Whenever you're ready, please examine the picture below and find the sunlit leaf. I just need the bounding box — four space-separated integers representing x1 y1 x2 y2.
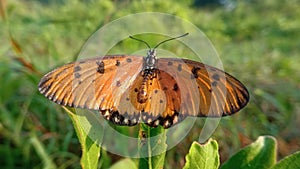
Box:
110 159 137 169
64 107 101 169
271 151 300 169
183 139 220 169
221 136 277 169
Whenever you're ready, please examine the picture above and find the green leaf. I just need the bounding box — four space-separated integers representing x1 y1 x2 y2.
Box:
271 151 300 169
138 124 167 169
221 136 277 169
64 107 101 169
110 159 138 169
183 139 220 169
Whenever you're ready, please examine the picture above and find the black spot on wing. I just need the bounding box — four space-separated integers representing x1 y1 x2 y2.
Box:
212 74 220 81
74 65 81 72
173 83 178 91
191 67 201 78
178 64 182 71
74 73 81 78
212 81 217 86
96 61 105 74
126 58 132 63
116 80 121 87
115 60 120 66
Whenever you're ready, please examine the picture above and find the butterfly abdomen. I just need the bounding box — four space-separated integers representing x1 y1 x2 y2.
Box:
137 69 158 103
138 78 148 103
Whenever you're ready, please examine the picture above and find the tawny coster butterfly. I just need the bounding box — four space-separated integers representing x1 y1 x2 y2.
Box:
38 33 249 128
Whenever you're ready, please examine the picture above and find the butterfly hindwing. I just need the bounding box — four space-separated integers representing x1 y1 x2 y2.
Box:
139 69 182 128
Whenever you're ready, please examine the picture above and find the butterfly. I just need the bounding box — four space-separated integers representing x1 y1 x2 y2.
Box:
38 33 249 129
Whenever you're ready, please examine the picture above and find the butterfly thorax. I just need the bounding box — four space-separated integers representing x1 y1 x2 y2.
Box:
144 49 157 70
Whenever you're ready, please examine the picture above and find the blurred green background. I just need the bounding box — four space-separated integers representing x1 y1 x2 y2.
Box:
0 0 299 168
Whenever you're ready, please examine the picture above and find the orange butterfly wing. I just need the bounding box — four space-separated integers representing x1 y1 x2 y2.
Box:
156 58 249 118
39 55 143 122
39 55 249 128
138 69 182 128
131 58 248 128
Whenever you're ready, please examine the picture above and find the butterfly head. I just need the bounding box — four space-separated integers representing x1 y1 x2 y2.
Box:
129 33 189 70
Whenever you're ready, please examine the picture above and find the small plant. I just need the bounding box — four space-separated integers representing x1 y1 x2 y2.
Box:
65 107 300 169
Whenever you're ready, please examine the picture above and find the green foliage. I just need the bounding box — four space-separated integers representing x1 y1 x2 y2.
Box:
64 108 101 169
138 124 167 169
183 140 220 169
110 158 138 169
95 136 300 169
30 135 57 169
271 151 300 169
221 136 276 169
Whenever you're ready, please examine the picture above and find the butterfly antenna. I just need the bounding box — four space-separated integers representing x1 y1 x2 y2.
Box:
129 35 151 50
153 33 189 50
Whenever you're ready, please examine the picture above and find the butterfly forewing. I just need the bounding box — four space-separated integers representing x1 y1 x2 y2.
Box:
39 55 143 111
157 58 249 117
